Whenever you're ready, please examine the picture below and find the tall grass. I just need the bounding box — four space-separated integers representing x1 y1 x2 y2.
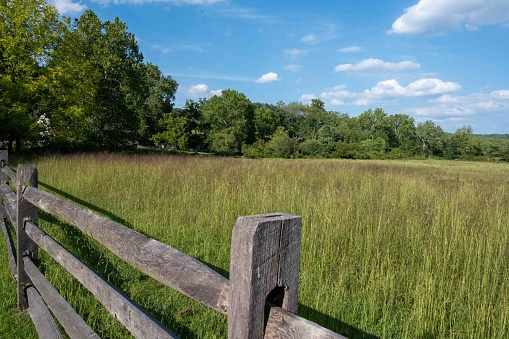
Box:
2 154 509 338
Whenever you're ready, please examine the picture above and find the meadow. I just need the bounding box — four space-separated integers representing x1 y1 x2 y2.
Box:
1 154 509 338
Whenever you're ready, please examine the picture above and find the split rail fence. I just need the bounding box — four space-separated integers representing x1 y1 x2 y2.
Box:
0 150 345 339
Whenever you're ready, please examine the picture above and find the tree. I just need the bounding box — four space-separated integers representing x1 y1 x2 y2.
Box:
201 89 254 154
0 0 61 152
138 63 178 145
444 125 479 159
253 104 281 142
416 120 446 157
152 99 203 150
388 114 417 155
266 127 296 158
357 108 391 145
44 10 148 150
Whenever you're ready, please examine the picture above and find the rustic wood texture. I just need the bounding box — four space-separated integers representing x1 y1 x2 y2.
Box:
2 165 17 183
26 286 64 339
24 257 100 339
24 220 178 339
228 213 302 339
23 185 230 314
1 182 16 203
1 216 17 280
0 150 8 183
16 165 38 309
265 304 347 339
4 200 17 227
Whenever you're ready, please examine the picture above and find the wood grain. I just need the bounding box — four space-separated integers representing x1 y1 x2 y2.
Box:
228 213 302 339
1 182 16 203
265 304 347 339
24 257 100 339
23 185 230 314
24 220 178 339
26 286 63 339
1 216 17 280
16 165 38 309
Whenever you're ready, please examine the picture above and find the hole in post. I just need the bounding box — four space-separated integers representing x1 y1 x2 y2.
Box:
264 286 286 331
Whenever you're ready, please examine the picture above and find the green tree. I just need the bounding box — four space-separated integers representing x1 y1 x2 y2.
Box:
444 125 479 159
253 104 281 142
388 114 418 155
152 99 203 150
266 127 296 158
357 108 391 145
138 63 178 145
201 89 254 154
44 10 147 150
416 120 446 157
0 0 61 152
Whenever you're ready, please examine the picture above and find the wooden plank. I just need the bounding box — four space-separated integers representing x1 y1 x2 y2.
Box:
4 201 17 227
2 165 17 183
265 304 347 339
1 182 16 203
24 257 100 339
0 150 8 183
17 165 38 309
1 216 17 280
23 186 230 314
26 286 63 339
228 213 302 339
24 220 178 339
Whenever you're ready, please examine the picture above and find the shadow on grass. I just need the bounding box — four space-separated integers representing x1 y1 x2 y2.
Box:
298 304 380 339
36 184 198 338
39 181 134 229
37 181 376 339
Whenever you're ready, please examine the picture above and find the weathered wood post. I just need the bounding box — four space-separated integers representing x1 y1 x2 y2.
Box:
16 164 39 309
228 213 302 338
0 151 7 217
0 150 7 179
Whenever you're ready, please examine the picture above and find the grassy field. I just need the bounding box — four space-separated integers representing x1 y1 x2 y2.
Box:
1 154 509 338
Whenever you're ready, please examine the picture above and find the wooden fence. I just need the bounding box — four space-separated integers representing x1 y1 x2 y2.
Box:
0 150 345 339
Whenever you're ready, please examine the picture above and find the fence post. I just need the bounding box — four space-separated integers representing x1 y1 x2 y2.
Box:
0 151 7 220
0 150 7 183
16 164 39 309
228 213 302 339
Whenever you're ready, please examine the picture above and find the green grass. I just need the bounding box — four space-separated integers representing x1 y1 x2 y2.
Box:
2 154 509 338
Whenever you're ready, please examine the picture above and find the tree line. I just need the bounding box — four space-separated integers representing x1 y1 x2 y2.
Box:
2 0 508 161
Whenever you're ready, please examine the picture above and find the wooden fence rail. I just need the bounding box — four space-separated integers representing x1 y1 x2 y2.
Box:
0 150 345 339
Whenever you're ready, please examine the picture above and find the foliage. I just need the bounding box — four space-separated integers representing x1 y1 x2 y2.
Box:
0 0 62 152
201 89 254 154
1 1 506 161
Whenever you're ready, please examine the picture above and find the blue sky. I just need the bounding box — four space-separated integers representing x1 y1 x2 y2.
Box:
51 0 509 134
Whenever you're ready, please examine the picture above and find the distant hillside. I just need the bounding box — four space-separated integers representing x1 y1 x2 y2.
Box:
476 134 509 140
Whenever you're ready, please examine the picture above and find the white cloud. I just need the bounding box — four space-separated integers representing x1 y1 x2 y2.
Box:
210 89 223 96
284 64 302 72
427 90 509 113
330 99 346 106
339 46 361 53
319 78 461 107
301 33 318 43
334 58 421 72
188 84 209 97
389 0 509 35
51 0 87 15
285 48 309 59
300 94 317 101
151 44 171 54
364 78 461 99
255 72 280 84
